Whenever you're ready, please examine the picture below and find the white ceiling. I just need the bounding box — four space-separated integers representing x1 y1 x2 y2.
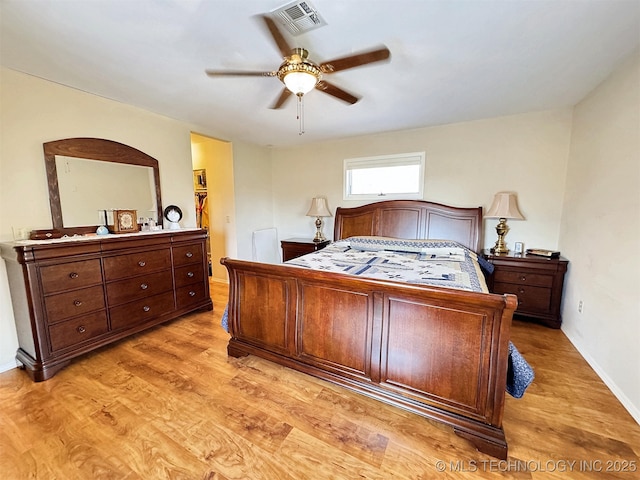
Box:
1 0 639 147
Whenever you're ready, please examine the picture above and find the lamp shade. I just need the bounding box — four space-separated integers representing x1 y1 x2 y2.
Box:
485 192 525 219
306 197 332 217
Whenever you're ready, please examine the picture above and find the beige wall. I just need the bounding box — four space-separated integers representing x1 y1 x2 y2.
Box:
559 51 640 421
0 68 203 369
231 142 274 261
270 109 573 252
191 134 236 281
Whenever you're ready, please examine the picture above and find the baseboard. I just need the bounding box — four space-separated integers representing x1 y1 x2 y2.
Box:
562 326 640 425
208 277 229 285
0 360 17 374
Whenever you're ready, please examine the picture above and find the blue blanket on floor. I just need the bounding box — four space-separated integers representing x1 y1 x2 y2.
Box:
221 305 534 398
507 342 535 398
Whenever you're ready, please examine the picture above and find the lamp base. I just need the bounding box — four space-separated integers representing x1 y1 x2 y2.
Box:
491 218 509 254
490 245 509 254
313 217 326 243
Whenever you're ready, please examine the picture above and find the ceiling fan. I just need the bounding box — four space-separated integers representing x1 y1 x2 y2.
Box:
205 15 391 110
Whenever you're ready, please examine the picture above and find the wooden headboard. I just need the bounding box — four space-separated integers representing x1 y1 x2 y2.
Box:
333 200 483 252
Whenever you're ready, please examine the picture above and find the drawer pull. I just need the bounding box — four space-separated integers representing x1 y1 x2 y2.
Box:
140 283 148 290
77 325 86 334
73 300 83 307
519 275 527 282
185 252 193 258
69 272 79 279
143 305 150 312
187 271 194 278
138 261 146 267
189 291 196 297
518 288 525 294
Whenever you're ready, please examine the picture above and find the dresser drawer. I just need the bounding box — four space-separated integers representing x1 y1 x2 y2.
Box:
176 283 207 309
493 282 552 314
40 259 102 295
174 263 205 287
106 270 173 306
109 292 176 331
103 248 171 281
173 243 203 267
493 270 554 288
49 311 108 352
45 285 106 324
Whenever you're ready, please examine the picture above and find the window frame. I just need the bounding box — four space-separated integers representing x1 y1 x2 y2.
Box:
343 152 425 201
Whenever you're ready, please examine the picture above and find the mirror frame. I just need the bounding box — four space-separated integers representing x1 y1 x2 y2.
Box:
44 138 162 232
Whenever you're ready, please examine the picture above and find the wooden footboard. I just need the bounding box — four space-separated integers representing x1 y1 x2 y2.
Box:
222 257 517 459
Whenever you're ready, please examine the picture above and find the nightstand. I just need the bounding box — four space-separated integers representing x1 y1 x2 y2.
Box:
483 250 568 329
281 238 330 262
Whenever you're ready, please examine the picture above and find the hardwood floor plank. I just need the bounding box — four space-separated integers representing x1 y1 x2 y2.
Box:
223 364 390 468
1 282 638 479
90 400 217 479
276 428 402 480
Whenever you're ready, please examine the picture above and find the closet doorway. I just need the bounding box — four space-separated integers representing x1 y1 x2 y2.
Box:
190 133 236 283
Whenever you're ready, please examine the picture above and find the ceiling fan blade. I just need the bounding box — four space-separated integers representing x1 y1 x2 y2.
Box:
205 69 276 77
315 81 360 105
319 47 391 73
270 88 293 109
261 15 292 59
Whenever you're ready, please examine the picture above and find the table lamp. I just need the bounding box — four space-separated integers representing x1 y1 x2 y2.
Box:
486 192 524 254
306 197 332 242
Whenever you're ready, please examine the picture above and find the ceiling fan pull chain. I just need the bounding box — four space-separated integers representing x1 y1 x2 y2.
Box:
297 93 305 135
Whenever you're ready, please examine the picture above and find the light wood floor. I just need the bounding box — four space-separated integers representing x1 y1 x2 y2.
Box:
1 281 638 479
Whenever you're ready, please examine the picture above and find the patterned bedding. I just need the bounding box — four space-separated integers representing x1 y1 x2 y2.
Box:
285 237 489 293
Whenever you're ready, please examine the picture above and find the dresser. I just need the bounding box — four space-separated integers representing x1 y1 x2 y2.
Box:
483 250 568 328
281 238 330 261
1 229 212 381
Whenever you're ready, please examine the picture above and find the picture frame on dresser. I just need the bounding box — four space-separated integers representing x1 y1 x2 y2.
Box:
112 209 139 234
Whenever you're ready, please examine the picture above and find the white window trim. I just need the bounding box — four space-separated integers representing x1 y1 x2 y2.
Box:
343 152 425 201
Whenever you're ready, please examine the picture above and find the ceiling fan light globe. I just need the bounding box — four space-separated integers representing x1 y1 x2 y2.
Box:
277 59 321 95
283 71 317 95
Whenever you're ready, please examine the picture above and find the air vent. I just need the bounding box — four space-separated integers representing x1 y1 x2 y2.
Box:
270 1 327 36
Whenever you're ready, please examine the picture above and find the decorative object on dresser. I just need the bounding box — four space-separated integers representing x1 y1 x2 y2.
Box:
483 250 568 329
485 191 525 254
281 237 330 262
1 229 212 381
96 225 109 235
222 200 518 459
305 197 332 242
29 229 64 240
112 209 139 234
164 205 183 230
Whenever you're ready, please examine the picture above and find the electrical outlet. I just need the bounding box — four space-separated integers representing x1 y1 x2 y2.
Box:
578 300 584 314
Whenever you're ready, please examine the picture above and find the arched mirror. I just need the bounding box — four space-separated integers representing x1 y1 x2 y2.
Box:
44 138 163 233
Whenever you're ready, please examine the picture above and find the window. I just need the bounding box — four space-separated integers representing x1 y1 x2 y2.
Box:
343 152 425 200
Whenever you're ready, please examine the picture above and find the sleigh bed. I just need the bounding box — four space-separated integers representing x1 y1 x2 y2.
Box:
221 200 518 458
